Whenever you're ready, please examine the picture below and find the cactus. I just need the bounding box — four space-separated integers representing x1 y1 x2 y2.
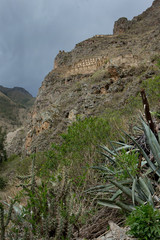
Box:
0 200 15 240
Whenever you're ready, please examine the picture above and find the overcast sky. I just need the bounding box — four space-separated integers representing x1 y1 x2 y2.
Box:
0 0 153 97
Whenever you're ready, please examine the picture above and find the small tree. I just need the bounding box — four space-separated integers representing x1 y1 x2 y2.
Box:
0 127 7 164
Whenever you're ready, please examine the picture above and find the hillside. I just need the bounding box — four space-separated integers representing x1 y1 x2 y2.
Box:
22 0 160 154
0 86 35 132
1 1 160 239
0 85 35 108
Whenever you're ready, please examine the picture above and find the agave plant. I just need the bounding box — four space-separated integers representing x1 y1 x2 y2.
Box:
86 119 160 212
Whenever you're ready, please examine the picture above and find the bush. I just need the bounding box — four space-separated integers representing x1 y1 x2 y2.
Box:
0 176 7 190
142 75 160 103
41 116 110 183
126 203 160 240
91 70 108 82
114 149 139 180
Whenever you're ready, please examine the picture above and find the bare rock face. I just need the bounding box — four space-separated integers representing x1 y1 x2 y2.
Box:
5 127 26 156
96 221 136 240
8 0 160 154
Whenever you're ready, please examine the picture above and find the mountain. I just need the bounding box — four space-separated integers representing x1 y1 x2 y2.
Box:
7 0 160 154
0 86 35 132
1 2 160 238
0 86 34 108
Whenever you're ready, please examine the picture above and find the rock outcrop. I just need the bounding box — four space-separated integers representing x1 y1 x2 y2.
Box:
95 221 136 240
113 17 131 35
11 0 160 154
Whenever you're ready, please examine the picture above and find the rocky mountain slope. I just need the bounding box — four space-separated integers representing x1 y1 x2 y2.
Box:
0 86 35 132
8 0 160 154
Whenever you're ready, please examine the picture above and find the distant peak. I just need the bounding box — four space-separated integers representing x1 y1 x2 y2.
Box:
0 85 33 97
12 87 33 97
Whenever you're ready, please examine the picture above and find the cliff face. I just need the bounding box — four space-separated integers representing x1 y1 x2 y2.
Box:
24 0 160 153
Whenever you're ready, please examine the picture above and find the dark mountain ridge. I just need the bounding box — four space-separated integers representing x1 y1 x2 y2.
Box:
0 85 34 108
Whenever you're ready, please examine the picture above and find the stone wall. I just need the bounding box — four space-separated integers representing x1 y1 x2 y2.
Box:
68 56 108 75
65 53 140 76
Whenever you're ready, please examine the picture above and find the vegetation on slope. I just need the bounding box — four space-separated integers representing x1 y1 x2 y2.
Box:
0 64 160 239
0 92 19 123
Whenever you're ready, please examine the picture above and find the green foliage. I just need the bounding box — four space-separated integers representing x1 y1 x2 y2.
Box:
41 116 110 183
142 75 160 103
0 96 19 122
0 177 7 190
91 70 108 82
7 154 19 162
157 59 160 68
87 119 160 212
126 203 160 240
7 159 83 240
124 94 142 115
115 149 139 180
60 116 110 152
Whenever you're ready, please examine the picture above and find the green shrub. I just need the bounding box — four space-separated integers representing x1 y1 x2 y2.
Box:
91 70 108 82
41 116 110 182
142 75 160 103
0 177 7 190
114 149 139 180
7 154 19 162
126 203 160 240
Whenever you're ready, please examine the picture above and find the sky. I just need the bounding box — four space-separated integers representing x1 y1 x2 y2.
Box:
0 0 154 97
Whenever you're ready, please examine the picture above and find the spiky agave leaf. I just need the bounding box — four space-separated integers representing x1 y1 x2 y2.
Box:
110 189 122 201
98 199 135 212
109 180 144 205
97 199 121 209
109 141 135 152
138 177 154 206
122 129 160 177
132 178 137 206
85 184 116 194
91 166 115 175
141 119 160 165
99 145 116 157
